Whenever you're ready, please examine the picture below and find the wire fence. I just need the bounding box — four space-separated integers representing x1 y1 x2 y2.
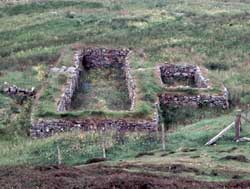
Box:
22 129 162 166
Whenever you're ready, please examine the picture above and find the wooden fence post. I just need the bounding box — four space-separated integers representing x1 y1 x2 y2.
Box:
57 144 62 165
101 127 106 159
247 104 250 119
235 110 242 141
161 123 166 151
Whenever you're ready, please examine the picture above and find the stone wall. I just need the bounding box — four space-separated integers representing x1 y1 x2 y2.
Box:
80 48 136 110
56 48 136 112
194 66 209 88
160 64 208 88
80 48 130 69
159 90 229 110
123 51 136 110
56 51 82 112
1 82 36 99
159 63 229 110
31 118 158 138
31 48 143 138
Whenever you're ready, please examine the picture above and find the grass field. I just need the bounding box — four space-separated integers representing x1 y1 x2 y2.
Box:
71 67 131 111
1 0 250 183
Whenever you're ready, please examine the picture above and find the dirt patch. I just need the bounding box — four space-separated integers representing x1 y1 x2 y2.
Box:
135 152 155 158
85 157 109 164
1 165 250 189
180 147 197 152
121 163 200 174
220 155 249 163
217 147 238 153
160 151 175 157
167 164 200 174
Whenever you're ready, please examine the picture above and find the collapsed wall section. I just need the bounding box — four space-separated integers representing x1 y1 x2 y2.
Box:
1 82 36 98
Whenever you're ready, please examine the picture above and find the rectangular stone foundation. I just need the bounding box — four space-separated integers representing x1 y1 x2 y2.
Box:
71 50 131 111
57 48 136 112
31 48 158 138
158 63 229 116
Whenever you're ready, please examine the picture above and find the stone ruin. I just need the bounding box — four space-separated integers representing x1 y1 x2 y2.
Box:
30 49 230 138
160 64 208 88
55 48 136 112
30 118 158 138
31 48 158 138
159 89 229 110
159 63 229 110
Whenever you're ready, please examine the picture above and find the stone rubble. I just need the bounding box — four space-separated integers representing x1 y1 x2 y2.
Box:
194 66 209 88
1 82 36 98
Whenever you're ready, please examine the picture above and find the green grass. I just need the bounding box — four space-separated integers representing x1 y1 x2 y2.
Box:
1 110 250 181
0 130 159 166
1 0 250 103
124 112 250 181
0 1 104 16
71 67 131 111
1 0 250 182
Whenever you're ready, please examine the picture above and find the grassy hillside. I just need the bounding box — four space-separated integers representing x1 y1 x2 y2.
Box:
1 0 250 183
1 0 250 104
1 111 250 182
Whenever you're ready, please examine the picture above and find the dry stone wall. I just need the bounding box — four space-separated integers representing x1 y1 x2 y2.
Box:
31 49 229 138
159 63 229 110
56 48 136 112
79 48 136 110
31 118 158 138
56 51 82 112
80 48 130 69
160 64 208 88
31 48 142 138
159 88 229 110
123 52 136 110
